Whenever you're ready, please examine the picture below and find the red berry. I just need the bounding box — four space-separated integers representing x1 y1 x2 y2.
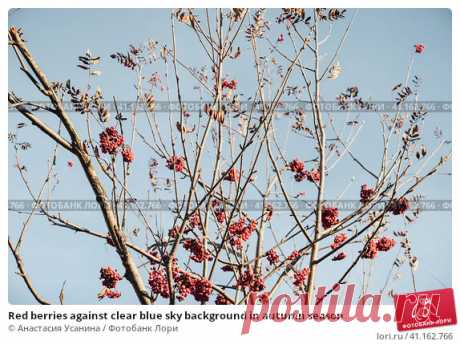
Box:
99 127 124 154
362 240 378 259
321 207 339 229
265 248 280 265
330 232 347 250
289 159 304 173
122 147 134 163
223 167 240 182
99 266 122 289
415 43 425 54
166 155 186 172
376 236 396 252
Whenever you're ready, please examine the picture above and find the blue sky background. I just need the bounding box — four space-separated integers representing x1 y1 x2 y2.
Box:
8 9 451 304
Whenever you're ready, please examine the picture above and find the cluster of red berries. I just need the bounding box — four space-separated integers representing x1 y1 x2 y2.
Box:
168 226 180 238
288 159 320 183
264 204 274 221
228 217 257 248
360 184 374 203
295 170 319 182
287 250 301 261
148 259 214 303
100 266 122 289
215 294 232 305
183 238 212 263
211 199 227 224
321 207 339 229
238 269 265 292
388 197 410 215
415 43 425 54
99 289 121 299
248 292 270 304
99 127 124 155
166 155 186 172
122 147 134 163
188 211 203 230
222 79 237 90
330 232 348 250
192 278 213 303
362 236 396 259
174 270 196 301
330 233 348 261
308 169 321 182
99 266 122 300
362 240 378 259
215 209 226 224
376 236 396 252
293 268 310 287
148 268 170 298
223 167 240 182
265 248 280 265
289 158 304 173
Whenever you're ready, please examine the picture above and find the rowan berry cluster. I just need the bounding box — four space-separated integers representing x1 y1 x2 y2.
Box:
168 226 180 238
174 270 196 301
376 236 396 251
210 199 227 224
100 266 122 289
293 268 310 287
288 159 320 183
415 43 425 53
192 278 213 303
362 240 378 259
188 211 203 230
289 158 304 173
100 289 121 299
183 238 212 263
264 204 274 221
228 217 257 248
360 184 374 203
99 127 124 154
148 258 214 303
287 250 301 261
330 233 347 250
215 209 226 224
222 79 237 90
321 207 339 229
99 266 123 300
166 155 186 172
122 147 134 163
148 268 170 298
223 167 240 182
238 269 265 292
388 197 410 215
215 294 232 305
265 248 280 265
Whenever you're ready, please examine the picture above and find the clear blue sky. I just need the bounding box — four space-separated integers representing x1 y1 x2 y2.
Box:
8 9 451 304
